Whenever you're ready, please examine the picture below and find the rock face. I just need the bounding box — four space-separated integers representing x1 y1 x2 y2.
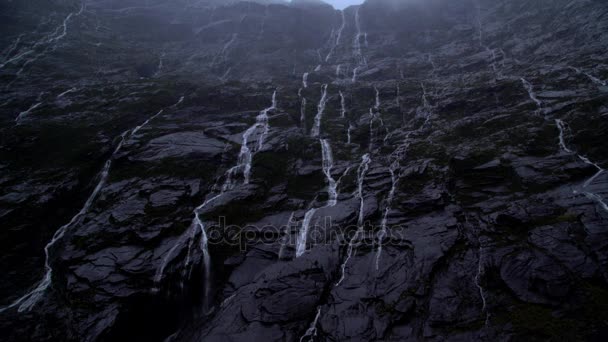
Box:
1 0 608 340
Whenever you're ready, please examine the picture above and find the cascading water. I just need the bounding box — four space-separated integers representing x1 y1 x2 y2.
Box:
475 1 498 78
302 72 309 88
15 102 43 124
154 92 277 303
1 96 183 314
325 10 346 62
339 91 346 118
418 82 433 128
555 119 607 213
520 78 542 112
375 160 399 270
569 66 607 86
278 212 295 260
213 33 238 66
321 139 338 206
56 87 77 99
347 123 354 145
154 51 165 77
299 88 307 130
299 307 322 342
474 243 489 325
236 91 276 184
311 84 329 137
295 208 318 258
0 2 85 71
336 154 371 286
295 139 338 257
351 6 367 82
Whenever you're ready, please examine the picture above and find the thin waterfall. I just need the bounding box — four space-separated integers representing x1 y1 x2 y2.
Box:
1 96 183 314
299 307 322 342
569 66 607 86
375 160 399 270
296 139 340 257
0 2 85 71
321 139 338 206
339 91 346 118
351 6 367 82
311 84 329 137
325 10 346 62
154 92 277 301
520 78 542 110
15 102 43 124
555 119 607 213
336 154 371 286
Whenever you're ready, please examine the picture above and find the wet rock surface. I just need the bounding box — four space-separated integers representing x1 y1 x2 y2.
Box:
1 0 608 341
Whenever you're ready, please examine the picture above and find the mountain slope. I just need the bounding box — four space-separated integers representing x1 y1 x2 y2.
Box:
1 0 607 340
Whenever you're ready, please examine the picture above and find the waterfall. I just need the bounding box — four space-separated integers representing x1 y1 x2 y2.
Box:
419 82 433 128
351 6 367 82
555 119 572 153
325 10 346 62
56 87 77 99
375 160 399 270
475 1 498 78
302 73 309 88
353 7 363 63
154 51 165 77
299 88 307 130
236 91 276 185
278 212 295 260
0 2 85 73
339 91 346 118
347 123 354 145
1 96 183 314
295 208 318 257
213 33 238 66
569 66 607 86
311 84 329 137
299 307 322 342
520 78 542 110
555 119 607 214
15 102 43 124
351 66 360 83
396 85 400 107
337 154 371 286
369 108 377 151
321 139 338 206
154 92 277 302
474 244 490 325
296 139 339 257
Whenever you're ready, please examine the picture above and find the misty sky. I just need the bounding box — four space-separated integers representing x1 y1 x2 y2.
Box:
324 0 364 9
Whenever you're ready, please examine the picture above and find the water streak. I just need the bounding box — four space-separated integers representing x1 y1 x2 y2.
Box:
154 92 277 301
1 96 183 313
337 154 371 286
555 118 607 214
325 10 346 62
15 102 43 124
339 91 346 118
311 84 328 137
520 78 542 110
300 307 322 342
375 160 399 270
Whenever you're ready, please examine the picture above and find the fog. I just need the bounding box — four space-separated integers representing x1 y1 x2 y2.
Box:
323 0 365 9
